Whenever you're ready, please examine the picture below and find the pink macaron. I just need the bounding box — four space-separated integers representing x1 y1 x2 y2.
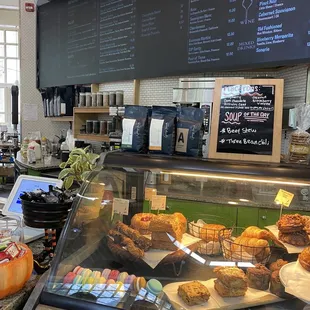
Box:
102 268 111 279
73 266 83 275
108 270 120 281
63 272 76 284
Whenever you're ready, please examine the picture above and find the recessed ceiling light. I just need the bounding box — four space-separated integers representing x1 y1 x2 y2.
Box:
228 201 238 205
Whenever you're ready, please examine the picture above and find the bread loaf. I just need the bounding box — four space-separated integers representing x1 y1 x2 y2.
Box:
232 236 269 256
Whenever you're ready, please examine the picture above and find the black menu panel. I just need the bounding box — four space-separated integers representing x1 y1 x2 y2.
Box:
38 0 310 87
217 84 275 155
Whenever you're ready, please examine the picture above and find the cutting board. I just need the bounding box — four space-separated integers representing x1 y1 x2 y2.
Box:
163 280 282 310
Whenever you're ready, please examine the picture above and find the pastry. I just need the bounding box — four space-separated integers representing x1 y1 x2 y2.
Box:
151 240 178 251
151 231 183 243
108 270 120 281
91 271 101 279
86 277 95 285
73 266 83 274
246 264 271 290
214 267 247 297
131 213 157 235
133 277 147 293
241 226 271 240
115 222 152 251
269 259 288 272
73 275 83 285
146 279 163 296
270 270 293 299
279 230 309 246
200 224 226 242
174 212 187 233
125 274 136 288
299 246 310 271
232 236 269 256
149 214 182 240
102 269 111 279
303 216 310 234
117 272 129 283
81 269 92 279
178 281 210 306
82 276 90 285
98 277 106 284
277 214 304 233
63 272 76 284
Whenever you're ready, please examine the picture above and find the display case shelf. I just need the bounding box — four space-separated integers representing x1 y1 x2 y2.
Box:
50 116 73 122
75 134 109 142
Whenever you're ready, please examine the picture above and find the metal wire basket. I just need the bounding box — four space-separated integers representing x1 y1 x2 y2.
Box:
219 227 272 265
188 216 233 256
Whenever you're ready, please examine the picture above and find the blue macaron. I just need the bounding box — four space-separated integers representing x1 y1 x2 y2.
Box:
146 279 162 296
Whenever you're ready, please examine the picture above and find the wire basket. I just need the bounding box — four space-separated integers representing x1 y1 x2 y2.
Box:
188 216 233 256
219 227 272 265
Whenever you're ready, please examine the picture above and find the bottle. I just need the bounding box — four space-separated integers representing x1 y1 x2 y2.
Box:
28 140 42 160
27 146 36 163
21 137 29 159
41 137 48 157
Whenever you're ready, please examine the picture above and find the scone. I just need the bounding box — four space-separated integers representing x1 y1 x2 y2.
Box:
278 230 309 246
246 264 271 291
299 246 310 272
269 259 288 272
277 214 304 233
214 267 248 297
178 281 210 306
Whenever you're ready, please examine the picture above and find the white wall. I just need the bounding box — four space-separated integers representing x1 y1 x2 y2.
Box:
20 0 69 139
0 9 19 26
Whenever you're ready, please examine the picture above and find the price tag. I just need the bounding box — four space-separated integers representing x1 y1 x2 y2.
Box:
274 189 294 207
145 188 157 201
151 195 166 211
113 198 129 215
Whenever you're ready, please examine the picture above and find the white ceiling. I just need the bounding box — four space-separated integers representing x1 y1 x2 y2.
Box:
0 0 19 7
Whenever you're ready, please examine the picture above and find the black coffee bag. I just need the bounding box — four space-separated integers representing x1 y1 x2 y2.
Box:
149 106 177 155
121 106 150 153
175 107 204 157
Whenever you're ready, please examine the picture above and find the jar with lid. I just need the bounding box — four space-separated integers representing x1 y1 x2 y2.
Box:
86 93 92 107
116 90 124 106
86 120 94 134
100 121 107 135
97 92 103 106
109 91 116 106
92 93 97 107
103 91 109 107
79 93 86 107
107 120 113 134
93 120 100 134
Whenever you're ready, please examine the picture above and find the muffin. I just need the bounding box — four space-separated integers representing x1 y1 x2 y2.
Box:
269 259 288 272
246 264 271 291
270 270 293 299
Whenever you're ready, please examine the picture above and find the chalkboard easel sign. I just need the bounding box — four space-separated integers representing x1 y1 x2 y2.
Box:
209 78 284 163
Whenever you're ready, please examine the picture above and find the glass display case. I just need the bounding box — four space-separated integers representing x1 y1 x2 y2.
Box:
40 152 310 310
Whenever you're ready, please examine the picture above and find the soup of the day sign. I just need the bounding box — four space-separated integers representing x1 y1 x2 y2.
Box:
209 79 284 163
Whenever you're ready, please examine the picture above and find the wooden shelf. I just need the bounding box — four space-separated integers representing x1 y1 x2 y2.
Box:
75 134 110 142
74 107 109 114
49 116 73 122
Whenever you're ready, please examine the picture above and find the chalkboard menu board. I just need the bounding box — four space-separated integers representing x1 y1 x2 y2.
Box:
209 79 284 163
217 84 275 155
38 0 310 87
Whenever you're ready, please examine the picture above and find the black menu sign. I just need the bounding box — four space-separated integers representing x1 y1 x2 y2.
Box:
217 84 275 155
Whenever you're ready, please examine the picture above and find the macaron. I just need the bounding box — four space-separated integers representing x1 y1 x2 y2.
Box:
125 275 136 288
146 279 162 296
91 271 101 279
87 277 95 285
108 270 120 281
98 277 106 284
63 272 76 284
76 267 85 275
81 269 92 278
117 272 128 283
106 279 115 285
133 277 146 293
82 276 90 285
73 266 82 274
115 281 124 292
102 268 111 279
73 275 83 285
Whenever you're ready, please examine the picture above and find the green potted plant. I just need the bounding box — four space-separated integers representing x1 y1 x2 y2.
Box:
58 146 100 190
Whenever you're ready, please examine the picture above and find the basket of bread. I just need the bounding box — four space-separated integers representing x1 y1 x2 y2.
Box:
188 217 232 256
219 226 278 264
107 212 200 265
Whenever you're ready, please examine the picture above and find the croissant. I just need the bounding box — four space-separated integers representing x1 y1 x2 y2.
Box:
233 236 269 256
241 226 271 240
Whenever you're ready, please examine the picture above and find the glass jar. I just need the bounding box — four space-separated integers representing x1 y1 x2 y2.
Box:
109 91 116 106
116 90 124 106
103 91 109 107
79 93 86 107
97 92 103 106
86 120 93 134
93 121 100 134
92 93 97 107
100 121 107 135
85 93 92 107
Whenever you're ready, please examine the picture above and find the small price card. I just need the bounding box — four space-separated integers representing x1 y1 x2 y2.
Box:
113 198 129 215
145 188 157 201
274 189 294 208
151 195 166 211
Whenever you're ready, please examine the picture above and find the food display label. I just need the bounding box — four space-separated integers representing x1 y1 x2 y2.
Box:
217 84 275 155
145 188 157 201
274 189 294 207
149 119 164 151
151 195 166 211
175 128 189 153
112 198 129 215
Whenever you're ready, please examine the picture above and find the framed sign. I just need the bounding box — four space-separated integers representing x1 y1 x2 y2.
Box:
209 78 284 163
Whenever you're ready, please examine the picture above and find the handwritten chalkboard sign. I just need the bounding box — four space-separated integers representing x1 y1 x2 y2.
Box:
209 79 284 163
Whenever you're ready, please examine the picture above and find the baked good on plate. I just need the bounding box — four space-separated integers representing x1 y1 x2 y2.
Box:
200 224 226 242
277 214 304 233
214 267 247 297
270 270 293 299
241 226 271 240
269 259 288 272
246 264 271 290
299 246 310 272
278 230 309 246
131 213 157 235
178 281 210 306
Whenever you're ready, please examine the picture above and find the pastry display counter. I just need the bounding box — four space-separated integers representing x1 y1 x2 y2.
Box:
32 153 310 310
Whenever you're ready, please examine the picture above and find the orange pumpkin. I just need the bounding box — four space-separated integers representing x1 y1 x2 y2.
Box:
0 243 33 299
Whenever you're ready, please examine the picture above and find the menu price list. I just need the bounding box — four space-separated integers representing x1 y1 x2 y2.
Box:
217 84 275 155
